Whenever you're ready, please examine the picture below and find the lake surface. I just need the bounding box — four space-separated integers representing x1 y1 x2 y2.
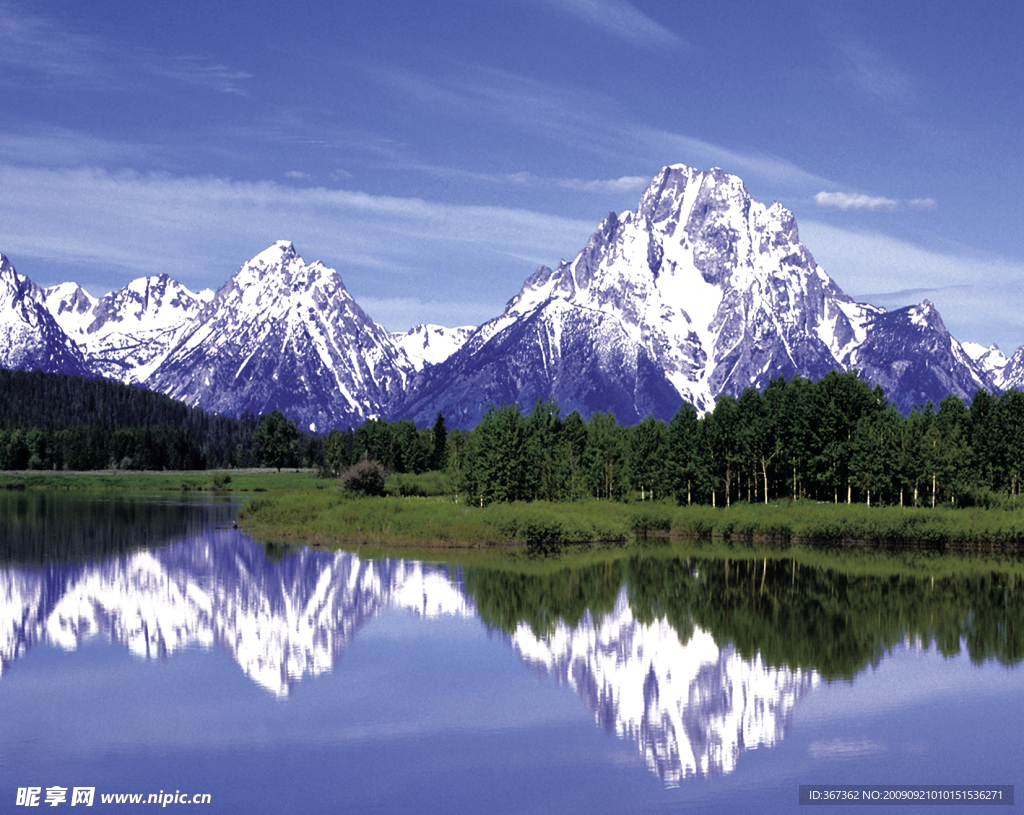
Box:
1 491 1022 813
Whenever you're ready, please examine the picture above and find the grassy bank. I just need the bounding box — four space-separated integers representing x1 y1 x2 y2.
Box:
670 502 1024 548
0 468 321 494
236 490 1024 551
8 469 1024 551
238 494 637 549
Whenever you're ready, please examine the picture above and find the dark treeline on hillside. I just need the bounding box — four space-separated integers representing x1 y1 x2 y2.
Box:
324 371 1024 509
7 367 1024 504
0 370 321 470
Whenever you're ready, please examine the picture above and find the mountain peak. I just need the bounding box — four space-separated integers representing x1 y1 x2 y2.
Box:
909 300 943 330
249 240 301 268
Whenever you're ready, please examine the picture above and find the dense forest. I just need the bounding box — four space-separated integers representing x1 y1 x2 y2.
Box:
0 369 321 471
6 367 1024 510
321 370 1024 509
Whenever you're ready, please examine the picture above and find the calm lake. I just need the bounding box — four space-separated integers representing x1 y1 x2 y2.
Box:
1 491 1022 813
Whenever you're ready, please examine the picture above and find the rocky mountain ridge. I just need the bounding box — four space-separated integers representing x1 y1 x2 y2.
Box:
0 164 1015 428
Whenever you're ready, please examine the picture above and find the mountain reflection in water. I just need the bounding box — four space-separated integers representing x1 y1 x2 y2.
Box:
2 494 1022 786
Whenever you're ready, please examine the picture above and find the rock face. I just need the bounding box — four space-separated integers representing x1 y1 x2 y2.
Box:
844 301 989 413
0 254 89 375
146 241 415 431
43 274 213 383
0 164 1012 428
401 165 991 427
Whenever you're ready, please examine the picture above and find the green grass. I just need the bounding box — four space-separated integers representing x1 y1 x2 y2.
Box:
237 491 1024 553
671 501 1024 548
237 493 641 549
0 468 322 494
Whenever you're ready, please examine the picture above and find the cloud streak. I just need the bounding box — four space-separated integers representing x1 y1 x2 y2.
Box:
814 191 898 211
814 192 937 212
0 162 597 328
0 2 251 94
558 175 650 193
370 63 836 195
540 0 685 48
839 42 913 101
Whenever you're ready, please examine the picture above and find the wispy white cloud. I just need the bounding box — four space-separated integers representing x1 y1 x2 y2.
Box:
814 191 937 212
369 64 836 195
148 55 253 96
558 175 649 193
0 2 251 94
814 191 898 211
839 42 913 101
539 0 685 48
0 129 161 167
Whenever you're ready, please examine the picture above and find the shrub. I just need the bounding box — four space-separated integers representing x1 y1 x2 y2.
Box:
339 460 386 497
629 505 673 536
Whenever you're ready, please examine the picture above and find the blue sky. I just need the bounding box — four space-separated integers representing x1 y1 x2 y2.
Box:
1 0 1022 350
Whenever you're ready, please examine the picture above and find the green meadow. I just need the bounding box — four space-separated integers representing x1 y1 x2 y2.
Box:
235 477 1024 551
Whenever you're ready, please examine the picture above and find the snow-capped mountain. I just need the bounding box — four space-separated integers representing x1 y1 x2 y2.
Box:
0 163 1015 428
391 323 476 371
0 254 89 375
402 165 991 427
963 340 1021 390
994 346 1024 392
43 274 213 383
146 241 415 431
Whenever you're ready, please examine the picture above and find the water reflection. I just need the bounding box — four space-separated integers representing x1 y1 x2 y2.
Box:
0 489 237 564
2 527 468 694
2 494 1022 786
508 595 814 783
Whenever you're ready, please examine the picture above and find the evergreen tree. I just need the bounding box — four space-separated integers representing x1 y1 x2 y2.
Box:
254 410 300 472
667 401 704 505
585 412 628 500
629 414 668 501
430 411 447 471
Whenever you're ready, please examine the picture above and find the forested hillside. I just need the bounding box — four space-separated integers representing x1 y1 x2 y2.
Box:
6 367 1024 510
0 369 317 470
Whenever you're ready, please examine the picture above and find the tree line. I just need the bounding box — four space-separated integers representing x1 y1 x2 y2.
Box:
324 370 1024 508
7 367 1024 507
0 370 320 471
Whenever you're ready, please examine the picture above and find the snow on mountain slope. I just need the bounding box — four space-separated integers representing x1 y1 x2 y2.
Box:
391 323 475 370
44 274 214 383
403 165 923 428
0 254 89 375
146 241 415 431
963 341 1010 385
